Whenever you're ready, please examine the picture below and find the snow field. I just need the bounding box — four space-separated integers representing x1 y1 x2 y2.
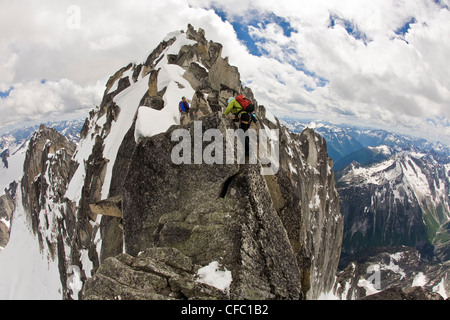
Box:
196 261 232 293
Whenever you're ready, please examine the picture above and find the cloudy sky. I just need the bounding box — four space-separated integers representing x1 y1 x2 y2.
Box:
1 0 449 144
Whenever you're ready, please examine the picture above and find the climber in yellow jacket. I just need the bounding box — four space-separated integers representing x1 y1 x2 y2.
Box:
224 97 258 132
224 97 243 116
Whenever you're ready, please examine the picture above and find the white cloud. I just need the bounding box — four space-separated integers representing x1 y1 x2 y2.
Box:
0 0 449 144
0 79 103 126
202 0 450 143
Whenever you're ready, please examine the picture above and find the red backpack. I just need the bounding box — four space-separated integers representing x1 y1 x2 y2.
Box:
235 95 255 113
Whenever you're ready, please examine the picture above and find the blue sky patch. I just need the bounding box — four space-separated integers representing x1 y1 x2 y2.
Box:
301 68 329 88
210 6 328 90
212 6 296 57
434 0 449 10
0 87 13 99
329 14 370 45
395 17 417 37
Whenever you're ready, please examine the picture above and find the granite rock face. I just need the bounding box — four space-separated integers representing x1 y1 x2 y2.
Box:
21 126 77 248
0 219 9 248
84 110 343 300
0 192 14 248
360 286 444 300
83 247 228 300
119 113 304 299
18 125 81 298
